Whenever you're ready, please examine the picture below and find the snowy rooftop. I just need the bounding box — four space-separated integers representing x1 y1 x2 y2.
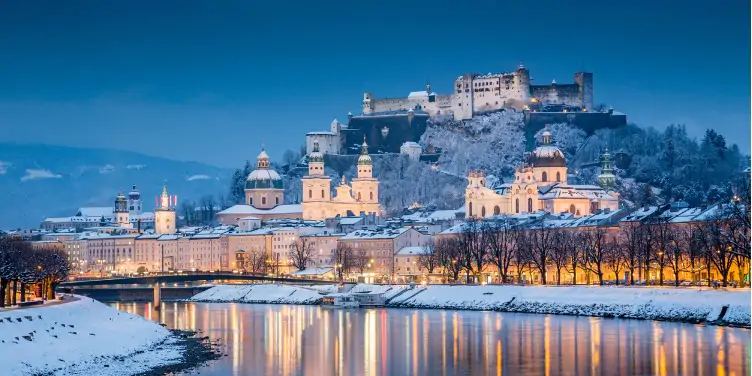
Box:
218 204 303 216
290 267 333 276
407 90 437 98
340 227 410 240
306 131 337 136
76 206 114 218
396 246 427 256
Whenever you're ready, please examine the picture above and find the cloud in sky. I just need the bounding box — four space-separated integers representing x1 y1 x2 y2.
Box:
20 169 62 182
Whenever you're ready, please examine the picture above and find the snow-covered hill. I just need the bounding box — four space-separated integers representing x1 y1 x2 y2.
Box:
0 143 232 229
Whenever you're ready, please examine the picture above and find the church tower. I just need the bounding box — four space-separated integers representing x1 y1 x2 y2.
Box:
597 148 617 190
351 137 379 204
127 184 142 216
114 192 132 228
154 183 176 235
302 138 332 220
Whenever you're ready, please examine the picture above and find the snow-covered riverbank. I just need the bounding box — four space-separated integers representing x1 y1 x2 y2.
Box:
190 284 750 327
0 296 214 375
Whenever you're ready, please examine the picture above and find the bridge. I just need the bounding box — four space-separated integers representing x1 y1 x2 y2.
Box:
60 273 336 309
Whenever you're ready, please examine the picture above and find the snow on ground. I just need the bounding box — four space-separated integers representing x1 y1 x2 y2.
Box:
0 296 183 375
350 284 410 300
389 285 751 326
190 284 324 304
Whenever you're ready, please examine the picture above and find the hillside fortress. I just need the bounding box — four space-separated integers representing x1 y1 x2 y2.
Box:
362 64 593 121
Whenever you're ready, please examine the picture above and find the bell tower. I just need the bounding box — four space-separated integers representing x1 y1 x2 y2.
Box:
597 148 616 190
302 138 332 220
351 137 379 206
154 183 177 235
114 191 132 229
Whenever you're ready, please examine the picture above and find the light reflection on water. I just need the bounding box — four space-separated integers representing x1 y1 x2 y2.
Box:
110 302 750 376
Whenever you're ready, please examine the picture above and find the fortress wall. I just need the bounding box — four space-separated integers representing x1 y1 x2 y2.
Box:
530 84 582 107
372 98 414 113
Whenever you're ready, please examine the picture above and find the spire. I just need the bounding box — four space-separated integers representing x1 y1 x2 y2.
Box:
541 125 552 145
361 136 368 154
257 145 270 169
598 147 616 189
426 83 431 94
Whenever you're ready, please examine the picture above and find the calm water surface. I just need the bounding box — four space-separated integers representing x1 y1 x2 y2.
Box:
110 302 750 376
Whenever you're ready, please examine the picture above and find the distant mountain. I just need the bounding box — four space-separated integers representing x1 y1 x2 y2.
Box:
0 143 233 229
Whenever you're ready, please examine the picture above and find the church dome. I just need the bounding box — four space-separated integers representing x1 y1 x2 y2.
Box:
357 137 372 165
246 148 284 189
529 127 566 168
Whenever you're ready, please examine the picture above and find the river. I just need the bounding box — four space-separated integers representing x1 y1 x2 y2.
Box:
110 302 750 376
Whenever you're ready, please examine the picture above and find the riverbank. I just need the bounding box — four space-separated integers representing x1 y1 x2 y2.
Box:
189 284 751 327
0 295 220 375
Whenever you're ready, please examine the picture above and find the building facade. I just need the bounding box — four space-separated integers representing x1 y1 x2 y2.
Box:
301 138 381 220
362 65 594 120
465 127 619 218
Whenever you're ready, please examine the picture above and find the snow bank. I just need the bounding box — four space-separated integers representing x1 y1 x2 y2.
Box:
190 284 324 304
0 296 182 375
389 285 751 326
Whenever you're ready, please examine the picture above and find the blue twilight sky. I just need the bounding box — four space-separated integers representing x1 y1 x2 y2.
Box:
0 0 749 168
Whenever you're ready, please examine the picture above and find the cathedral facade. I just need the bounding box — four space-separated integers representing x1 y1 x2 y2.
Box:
301 138 380 220
465 127 618 218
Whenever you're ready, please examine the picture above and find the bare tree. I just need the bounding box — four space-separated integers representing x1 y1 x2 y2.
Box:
333 243 354 281
697 216 736 286
456 221 486 283
289 237 315 271
666 227 689 286
563 231 582 285
417 239 440 276
648 217 672 285
435 237 462 282
620 224 642 284
604 236 627 285
351 247 370 275
246 250 268 275
581 227 609 285
526 224 556 285
550 230 571 285
484 219 516 283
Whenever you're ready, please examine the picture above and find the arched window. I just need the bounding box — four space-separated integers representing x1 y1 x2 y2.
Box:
262 197 266 205
481 206 486 217
515 199 519 213
321 189 325 198
370 192 373 200
569 204 576 214
358 192 362 201
527 198 533 213
556 172 561 182
469 202 473 217
275 197 279 205
250 197 253 205
542 172 547 182
309 190 312 199
494 206 500 215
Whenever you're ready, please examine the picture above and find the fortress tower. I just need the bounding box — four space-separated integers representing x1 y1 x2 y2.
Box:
154 183 176 235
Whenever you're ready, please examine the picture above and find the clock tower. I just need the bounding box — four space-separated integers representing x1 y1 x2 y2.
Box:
154 183 176 235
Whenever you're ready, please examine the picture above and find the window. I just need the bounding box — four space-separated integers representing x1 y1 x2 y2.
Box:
515 199 519 213
249 197 253 205
556 172 561 182
321 189 325 198
262 197 266 205
569 204 576 214
275 197 279 205
370 192 373 200
542 172 547 182
308 190 312 198
358 192 361 201
494 206 500 215
527 198 533 213
469 202 473 217
481 206 486 217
